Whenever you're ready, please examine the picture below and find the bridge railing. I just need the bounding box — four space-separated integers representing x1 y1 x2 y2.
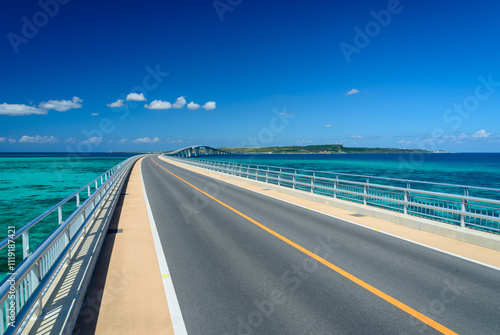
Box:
163 145 231 157
0 155 142 334
167 156 500 234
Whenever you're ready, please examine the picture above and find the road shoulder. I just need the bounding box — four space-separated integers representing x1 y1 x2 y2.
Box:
74 157 174 334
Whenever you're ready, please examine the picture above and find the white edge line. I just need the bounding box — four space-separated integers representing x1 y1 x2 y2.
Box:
141 158 189 335
166 158 500 273
59 299 76 335
77 256 93 291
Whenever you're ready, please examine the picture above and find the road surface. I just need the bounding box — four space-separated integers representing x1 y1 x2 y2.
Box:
141 156 500 335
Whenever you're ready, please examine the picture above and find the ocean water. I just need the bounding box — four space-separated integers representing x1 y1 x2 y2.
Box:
199 153 500 198
0 153 137 277
2 152 499 278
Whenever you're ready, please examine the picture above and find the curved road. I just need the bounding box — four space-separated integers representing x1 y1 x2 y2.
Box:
142 156 500 335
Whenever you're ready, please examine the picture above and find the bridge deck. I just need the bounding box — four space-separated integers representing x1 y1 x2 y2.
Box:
69 155 500 334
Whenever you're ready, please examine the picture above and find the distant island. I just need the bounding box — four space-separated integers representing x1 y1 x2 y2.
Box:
217 144 442 154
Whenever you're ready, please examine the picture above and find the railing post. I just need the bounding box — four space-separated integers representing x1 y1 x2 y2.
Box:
311 172 315 193
88 185 91 197
22 230 30 259
363 178 368 205
404 191 408 214
278 168 281 186
76 193 80 208
65 227 72 265
293 171 296 189
460 198 466 228
58 206 63 225
404 182 409 215
266 167 269 183
334 175 338 198
82 210 88 236
33 262 43 316
460 187 469 228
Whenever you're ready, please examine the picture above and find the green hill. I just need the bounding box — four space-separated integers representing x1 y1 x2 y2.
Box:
217 144 437 154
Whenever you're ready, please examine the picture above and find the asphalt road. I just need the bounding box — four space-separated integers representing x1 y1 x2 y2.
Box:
141 156 500 335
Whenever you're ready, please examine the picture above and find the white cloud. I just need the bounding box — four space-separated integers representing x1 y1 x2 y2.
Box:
324 124 332 128
441 132 467 141
19 135 59 144
187 102 200 110
0 103 47 116
0 137 6 143
8 138 16 144
165 138 184 143
133 137 146 144
118 139 128 144
398 130 497 147
294 140 313 145
132 137 161 144
472 129 490 138
107 99 126 108
126 93 147 102
202 101 216 110
345 89 359 96
65 138 77 143
351 135 364 139
173 96 187 109
91 113 99 116
441 130 492 141
145 100 172 110
82 137 102 145
39 96 83 112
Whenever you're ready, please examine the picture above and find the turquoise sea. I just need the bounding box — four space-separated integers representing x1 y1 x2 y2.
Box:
0 153 137 277
1 152 500 278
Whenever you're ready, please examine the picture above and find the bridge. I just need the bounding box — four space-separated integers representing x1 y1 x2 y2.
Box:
1 153 500 334
163 145 231 158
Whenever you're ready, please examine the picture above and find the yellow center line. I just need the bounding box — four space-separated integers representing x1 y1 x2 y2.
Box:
150 157 458 335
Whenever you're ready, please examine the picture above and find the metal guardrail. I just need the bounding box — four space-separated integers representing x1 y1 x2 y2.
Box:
0 155 141 334
167 156 500 233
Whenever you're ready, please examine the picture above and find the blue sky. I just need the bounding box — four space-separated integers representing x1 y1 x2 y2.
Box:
1 0 500 152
